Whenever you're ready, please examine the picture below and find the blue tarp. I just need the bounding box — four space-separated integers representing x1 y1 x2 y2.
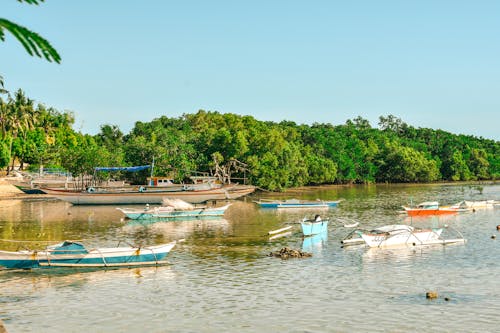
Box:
94 165 151 172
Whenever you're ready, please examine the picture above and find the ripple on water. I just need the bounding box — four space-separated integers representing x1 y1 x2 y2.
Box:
0 184 499 332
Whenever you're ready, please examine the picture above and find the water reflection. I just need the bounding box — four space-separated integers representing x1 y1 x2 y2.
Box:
0 265 175 296
122 218 231 240
302 231 328 253
0 183 498 333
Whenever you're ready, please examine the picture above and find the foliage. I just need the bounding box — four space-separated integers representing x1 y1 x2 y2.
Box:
0 0 61 63
0 88 498 190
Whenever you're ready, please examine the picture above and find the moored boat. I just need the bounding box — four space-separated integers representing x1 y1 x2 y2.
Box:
117 199 231 220
256 199 340 209
450 200 498 211
40 185 255 205
402 201 459 216
300 215 329 236
0 240 178 269
353 224 465 248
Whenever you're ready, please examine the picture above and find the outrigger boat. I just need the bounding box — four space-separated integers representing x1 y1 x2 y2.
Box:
117 199 231 220
255 199 340 209
341 224 465 248
450 200 498 211
402 201 459 216
0 240 178 269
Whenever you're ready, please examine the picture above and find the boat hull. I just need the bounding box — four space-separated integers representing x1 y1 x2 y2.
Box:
41 186 255 205
360 229 443 248
404 208 458 216
0 242 176 269
300 220 329 236
117 204 231 220
257 200 340 209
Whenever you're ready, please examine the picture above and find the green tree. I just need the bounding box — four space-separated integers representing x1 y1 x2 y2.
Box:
0 140 10 168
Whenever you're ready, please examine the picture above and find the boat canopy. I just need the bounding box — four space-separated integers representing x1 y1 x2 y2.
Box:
94 165 151 172
48 241 88 255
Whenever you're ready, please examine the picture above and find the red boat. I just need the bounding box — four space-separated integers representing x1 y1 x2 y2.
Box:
402 201 459 217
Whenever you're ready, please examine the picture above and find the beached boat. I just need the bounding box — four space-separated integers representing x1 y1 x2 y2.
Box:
40 185 255 205
0 240 178 269
117 199 231 220
353 224 465 248
255 199 340 209
300 216 329 236
402 201 459 216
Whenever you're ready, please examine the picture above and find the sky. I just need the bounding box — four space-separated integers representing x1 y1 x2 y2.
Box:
1 0 499 140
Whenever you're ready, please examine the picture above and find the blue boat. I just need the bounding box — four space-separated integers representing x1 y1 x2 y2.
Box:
255 199 340 209
300 217 329 236
117 203 231 220
0 240 178 269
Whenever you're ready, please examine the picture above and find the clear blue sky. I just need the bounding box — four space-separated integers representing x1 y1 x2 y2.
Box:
2 0 499 140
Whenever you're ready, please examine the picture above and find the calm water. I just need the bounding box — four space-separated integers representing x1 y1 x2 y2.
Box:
0 183 499 332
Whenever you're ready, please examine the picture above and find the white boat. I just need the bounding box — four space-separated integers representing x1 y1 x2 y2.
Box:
450 200 498 211
117 199 231 220
342 224 466 248
355 224 465 248
40 185 255 205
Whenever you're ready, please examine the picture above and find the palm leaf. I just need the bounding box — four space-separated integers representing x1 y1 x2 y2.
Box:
0 75 7 95
17 0 45 5
0 18 61 63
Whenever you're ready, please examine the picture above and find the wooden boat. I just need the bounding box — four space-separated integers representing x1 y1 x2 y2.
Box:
40 185 255 205
255 199 340 209
300 216 329 236
0 240 178 269
117 199 231 220
354 224 465 248
402 201 459 216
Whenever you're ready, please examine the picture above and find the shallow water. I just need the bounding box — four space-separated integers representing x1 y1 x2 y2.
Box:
0 183 499 332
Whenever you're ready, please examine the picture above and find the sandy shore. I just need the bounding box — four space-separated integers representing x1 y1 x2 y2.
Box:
0 181 55 201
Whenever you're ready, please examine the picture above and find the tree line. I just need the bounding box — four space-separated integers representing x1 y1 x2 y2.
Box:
0 89 498 191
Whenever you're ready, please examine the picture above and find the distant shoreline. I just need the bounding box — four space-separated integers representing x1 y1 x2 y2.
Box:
0 180 497 202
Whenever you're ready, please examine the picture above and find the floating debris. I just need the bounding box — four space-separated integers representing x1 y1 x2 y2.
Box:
269 247 312 259
268 226 293 235
268 231 292 240
426 291 438 299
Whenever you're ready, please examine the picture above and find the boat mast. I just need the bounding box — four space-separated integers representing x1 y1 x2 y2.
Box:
150 156 155 185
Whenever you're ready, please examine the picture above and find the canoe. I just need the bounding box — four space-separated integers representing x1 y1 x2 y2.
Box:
256 199 340 209
40 185 255 205
300 218 329 236
117 203 231 220
0 240 178 269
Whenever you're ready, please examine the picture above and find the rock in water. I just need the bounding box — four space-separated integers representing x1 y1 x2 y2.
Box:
269 247 312 259
426 291 438 299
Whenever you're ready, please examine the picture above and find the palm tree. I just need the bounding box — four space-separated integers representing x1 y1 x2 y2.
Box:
0 1 61 64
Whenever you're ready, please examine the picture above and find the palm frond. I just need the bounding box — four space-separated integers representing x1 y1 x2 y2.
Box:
0 18 61 63
0 75 7 95
17 0 45 5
